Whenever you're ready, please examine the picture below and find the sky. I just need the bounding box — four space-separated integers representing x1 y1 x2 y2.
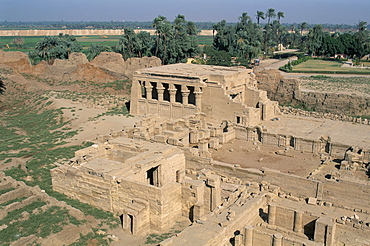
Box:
0 0 369 25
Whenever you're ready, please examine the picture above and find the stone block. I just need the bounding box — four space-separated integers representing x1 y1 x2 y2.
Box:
307 197 317 205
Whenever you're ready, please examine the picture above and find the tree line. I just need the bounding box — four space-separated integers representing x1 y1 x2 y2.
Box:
28 15 200 65
26 11 370 66
0 20 366 32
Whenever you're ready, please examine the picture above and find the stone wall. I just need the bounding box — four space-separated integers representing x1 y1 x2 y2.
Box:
299 91 370 116
51 139 185 234
255 69 370 117
185 157 370 213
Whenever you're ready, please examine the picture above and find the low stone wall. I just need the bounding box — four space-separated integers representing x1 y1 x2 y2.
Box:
280 106 370 125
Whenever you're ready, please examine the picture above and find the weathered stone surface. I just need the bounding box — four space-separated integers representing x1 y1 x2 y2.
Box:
0 50 32 72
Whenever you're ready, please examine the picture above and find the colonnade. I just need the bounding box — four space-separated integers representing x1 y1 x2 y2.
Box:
138 80 203 109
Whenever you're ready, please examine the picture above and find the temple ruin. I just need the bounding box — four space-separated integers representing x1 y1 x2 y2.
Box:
51 63 370 246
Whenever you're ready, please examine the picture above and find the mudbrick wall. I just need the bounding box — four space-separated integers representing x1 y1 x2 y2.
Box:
0 50 161 83
256 69 370 117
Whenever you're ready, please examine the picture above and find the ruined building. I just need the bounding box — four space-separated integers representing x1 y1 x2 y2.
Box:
130 64 280 125
52 63 370 246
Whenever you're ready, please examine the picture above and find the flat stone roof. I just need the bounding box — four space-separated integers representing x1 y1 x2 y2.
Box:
261 115 370 148
78 137 183 179
135 63 251 78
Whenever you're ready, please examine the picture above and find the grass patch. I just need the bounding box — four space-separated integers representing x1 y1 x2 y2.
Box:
145 229 182 245
0 196 27 209
70 231 110 246
288 59 370 74
0 200 47 226
0 95 80 161
102 79 131 91
145 233 173 244
0 205 83 245
0 187 15 196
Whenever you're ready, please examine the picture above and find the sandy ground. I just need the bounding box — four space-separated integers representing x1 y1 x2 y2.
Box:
52 97 140 146
261 114 370 148
211 139 322 177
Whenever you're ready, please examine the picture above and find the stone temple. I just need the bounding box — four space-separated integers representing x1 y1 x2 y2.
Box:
52 63 370 246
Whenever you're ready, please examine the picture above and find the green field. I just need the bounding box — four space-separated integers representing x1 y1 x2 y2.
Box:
292 59 370 74
197 35 213 45
0 35 214 53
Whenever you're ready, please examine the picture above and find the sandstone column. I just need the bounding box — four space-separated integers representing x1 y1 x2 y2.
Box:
194 87 202 112
189 129 199 144
272 233 283 246
145 82 153 100
207 174 221 212
244 225 254 246
181 85 190 105
293 210 303 233
169 84 177 103
234 234 243 246
157 83 165 101
268 204 276 225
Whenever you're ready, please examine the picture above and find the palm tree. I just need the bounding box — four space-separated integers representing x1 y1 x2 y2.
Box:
266 8 276 25
299 22 308 35
152 15 167 56
239 12 251 26
174 14 186 38
354 21 369 58
256 11 265 25
277 11 285 24
186 21 198 35
263 8 276 57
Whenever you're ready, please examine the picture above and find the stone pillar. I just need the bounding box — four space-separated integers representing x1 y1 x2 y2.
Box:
268 204 277 225
235 234 243 246
169 84 177 103
199 140 211 158
316 182 323 200
207 174 221 212
130 78 141 115
244 225 254 246
145 82 153 100
272 233 283 246
181 85 189 105
157 83 164 101
293 210 303 233
192 203 203 221
136 79 142 98
198 140 208 153
314 217 336 246
194 87 202 112
189 130 199 144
